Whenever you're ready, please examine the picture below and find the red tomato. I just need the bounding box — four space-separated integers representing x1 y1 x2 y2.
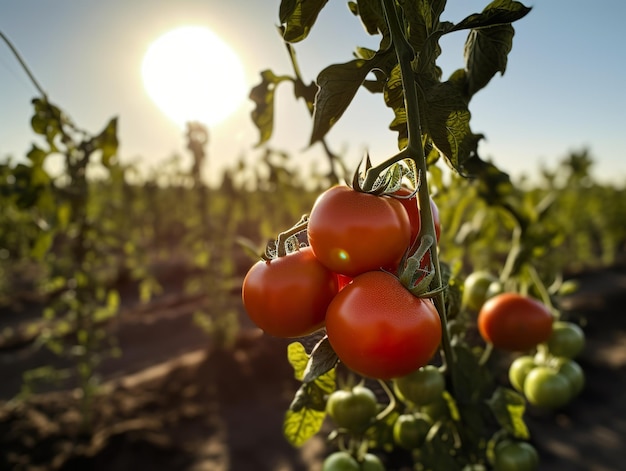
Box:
242 246 338 338
325 271 442 379
394 188 421 246
336 274 353 291
307 186 411 277
477 293 553 351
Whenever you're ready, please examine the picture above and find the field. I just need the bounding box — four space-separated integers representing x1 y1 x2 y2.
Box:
1 149 625 470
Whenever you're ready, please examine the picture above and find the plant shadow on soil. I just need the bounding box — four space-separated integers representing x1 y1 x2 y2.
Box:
0 262 625 471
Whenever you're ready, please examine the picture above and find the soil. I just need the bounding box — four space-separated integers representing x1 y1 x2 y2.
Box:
0 262 625 471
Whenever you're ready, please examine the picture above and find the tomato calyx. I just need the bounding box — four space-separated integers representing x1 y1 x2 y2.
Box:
396 234 444 298
262 214 309 260
351 152 420 196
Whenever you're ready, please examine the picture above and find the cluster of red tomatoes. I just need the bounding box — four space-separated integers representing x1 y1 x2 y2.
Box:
242 185 442 380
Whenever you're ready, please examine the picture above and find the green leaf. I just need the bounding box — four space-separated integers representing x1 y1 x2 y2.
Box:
284 341 336 446
383 64 407 149
464 24 515 97
302 336 338 383
31 230 54 260
487 387 530 439
421 81 483 171
94 117 119 168
311 50 393 145
249 70 293 146
283 407 326 447
280 0 329 43
287 341 309 381
451 0 531 32
351 0 389 47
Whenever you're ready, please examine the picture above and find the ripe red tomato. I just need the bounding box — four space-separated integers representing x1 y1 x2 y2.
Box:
241 246 338 338
477 293 553 351
325 271 442 379
307 186 411 277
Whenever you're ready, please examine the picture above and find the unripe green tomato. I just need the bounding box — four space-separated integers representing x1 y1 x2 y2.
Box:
547 321 585 358
493 441 539 471
523 366 571 409
485 280 505 300
419 395 450 422
508 356 537 393
392 413 431 450
322 451 360 471
361 453 385 471
393 365 445 406
463 271 499 311
554 357 585 397
326 386 378 433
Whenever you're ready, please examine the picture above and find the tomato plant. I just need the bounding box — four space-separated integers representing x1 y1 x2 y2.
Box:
242 245 338 338
478 293 554 351
325 271 441 379
307 185 411 277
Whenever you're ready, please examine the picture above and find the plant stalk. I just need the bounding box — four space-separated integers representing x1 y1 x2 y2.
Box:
380 0 457 385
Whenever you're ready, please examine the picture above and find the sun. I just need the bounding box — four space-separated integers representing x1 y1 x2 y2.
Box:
141 26 247 128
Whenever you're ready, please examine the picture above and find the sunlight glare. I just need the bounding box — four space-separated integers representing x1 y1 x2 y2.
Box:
142 26 246 128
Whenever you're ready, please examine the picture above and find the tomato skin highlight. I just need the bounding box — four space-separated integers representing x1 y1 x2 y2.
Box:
241 246 338 338
325 271 442 379
477 293 553 351
307 186 411 277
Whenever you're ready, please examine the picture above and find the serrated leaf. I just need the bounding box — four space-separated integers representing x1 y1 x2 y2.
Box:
487 387 530 439
311 51 392 144
249 70 293 146
464 24 514 97
280 0 329 43
302 336 338 383
353 0 388 40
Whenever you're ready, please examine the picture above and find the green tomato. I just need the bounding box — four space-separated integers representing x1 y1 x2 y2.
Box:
463 271 499 311
547 321 585 358
508 356 537 393
494 441 539 471
322 451 360 471
555 357 585 397
326 386 378 433
393 365 445 406
361 453 385 471
485 280 505 299
392 413 431 450
523 366 571 409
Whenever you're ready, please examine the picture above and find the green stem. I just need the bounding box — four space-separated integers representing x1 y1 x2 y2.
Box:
0 30 48 99
274 216 309 258
380 0 457 383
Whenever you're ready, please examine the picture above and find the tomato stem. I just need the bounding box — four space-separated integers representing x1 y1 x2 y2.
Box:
380 0 457 390
273 215 309 258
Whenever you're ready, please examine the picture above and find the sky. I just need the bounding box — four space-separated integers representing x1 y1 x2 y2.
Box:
1 0 626 186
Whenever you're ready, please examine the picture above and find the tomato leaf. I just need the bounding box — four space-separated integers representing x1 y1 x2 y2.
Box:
93 117 119 168
302 336 338 383
464 24 515 97
280 0 329 43
249 70 293 146
283 407 326 447
487 387 530 439
311 50 394 145
285 341 336 447
451 0 531 32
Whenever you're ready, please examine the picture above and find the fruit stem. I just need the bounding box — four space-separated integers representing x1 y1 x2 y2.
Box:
273 215 309 258
380 0 457 389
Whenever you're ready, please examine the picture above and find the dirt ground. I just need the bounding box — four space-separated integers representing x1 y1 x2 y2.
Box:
0 262 625 471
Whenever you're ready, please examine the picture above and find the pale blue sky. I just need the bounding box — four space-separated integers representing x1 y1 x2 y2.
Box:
1 1 625 184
